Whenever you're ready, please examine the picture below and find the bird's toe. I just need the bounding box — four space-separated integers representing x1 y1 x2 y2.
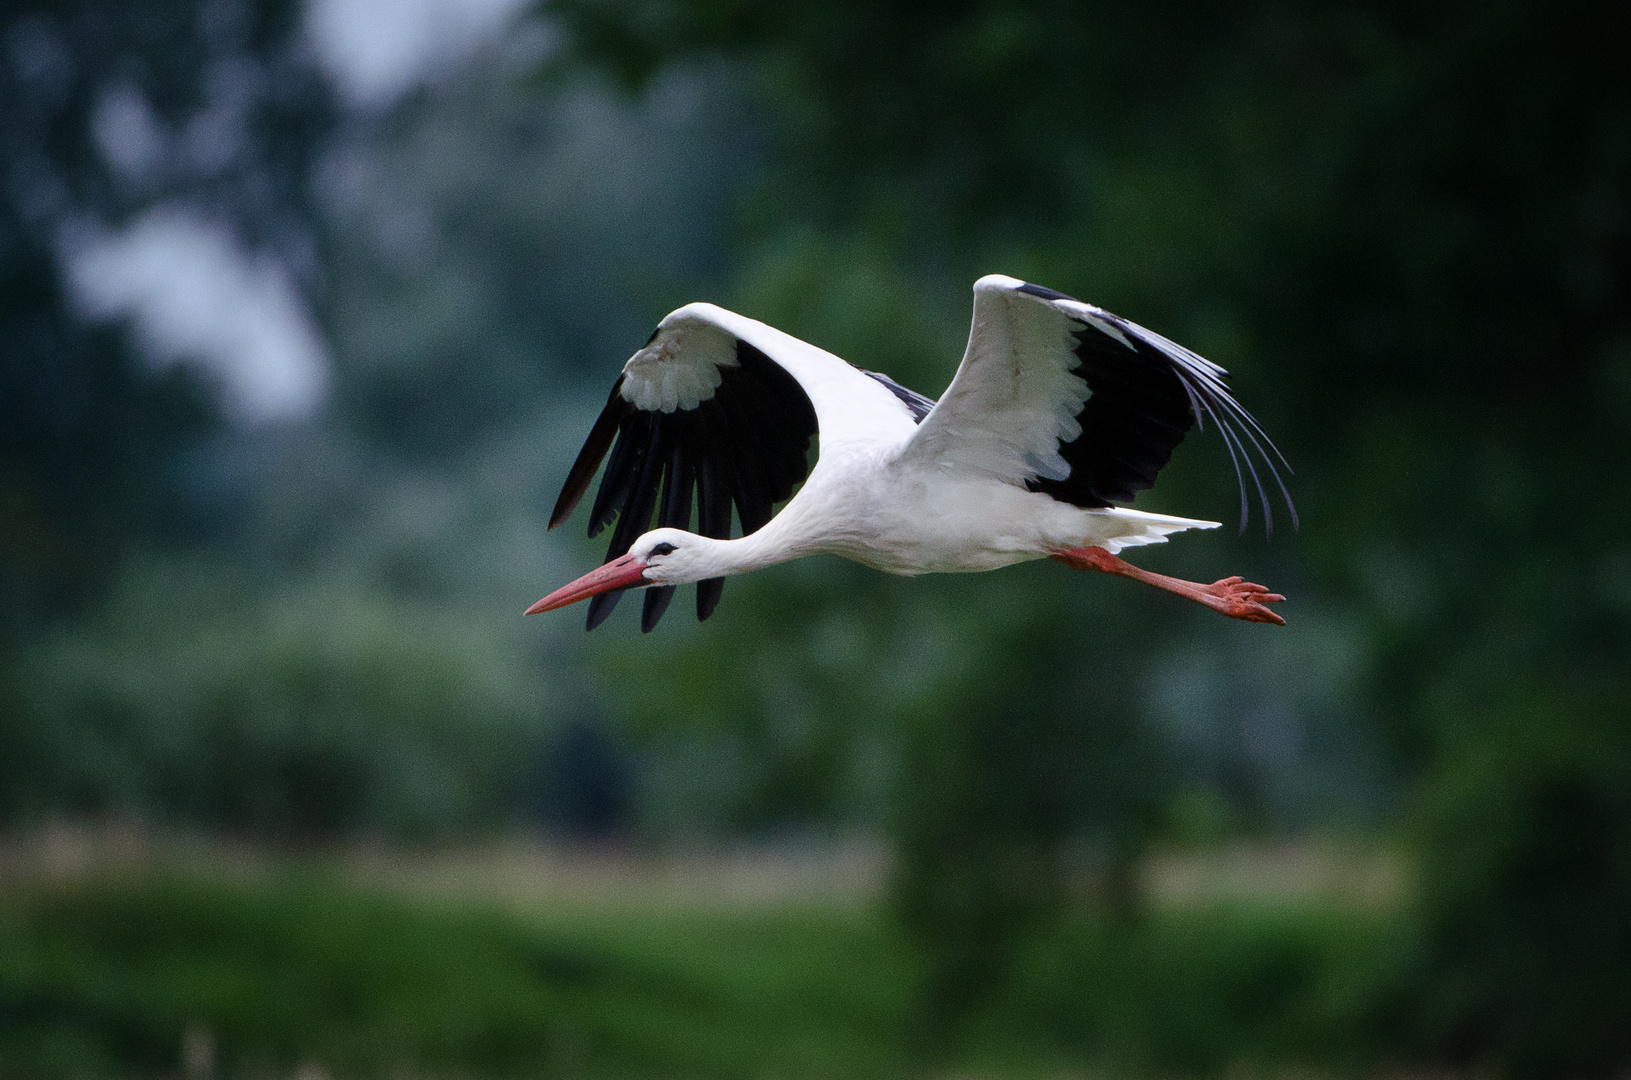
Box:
1204 578 1287 624
1237 602 1287 625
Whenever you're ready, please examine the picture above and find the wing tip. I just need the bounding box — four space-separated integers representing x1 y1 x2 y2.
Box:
973 273 1026 293
973 273 1082 305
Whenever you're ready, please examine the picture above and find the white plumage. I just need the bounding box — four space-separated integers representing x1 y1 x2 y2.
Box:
530 275 1294 631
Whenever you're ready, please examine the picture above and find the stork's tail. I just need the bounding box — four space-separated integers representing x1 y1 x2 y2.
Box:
1091 507 1220 555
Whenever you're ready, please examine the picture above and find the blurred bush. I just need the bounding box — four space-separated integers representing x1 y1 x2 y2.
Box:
5 559 548 839
0 874 567 1078
0 866 1405 1080
888 598 1170 1029
1410 687 1631 1078
1003 904 1416 1074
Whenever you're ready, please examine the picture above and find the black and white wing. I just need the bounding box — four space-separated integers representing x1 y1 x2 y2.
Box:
550 302 924 632
900 274 1295 531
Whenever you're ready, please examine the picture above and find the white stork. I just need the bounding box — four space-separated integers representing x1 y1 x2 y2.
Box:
528 274 1295 632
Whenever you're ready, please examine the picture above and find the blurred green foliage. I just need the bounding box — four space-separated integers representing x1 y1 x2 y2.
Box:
0 867 1407 1079
1003 903 1417 1073
0 0 327 626
3 0 1630 1074
2 875 566 1078
5 560 546 838
1410 685 1631 1078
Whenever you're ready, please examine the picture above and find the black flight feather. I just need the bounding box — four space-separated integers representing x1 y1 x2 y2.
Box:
588 409 648 536
694 447 732 621
1028 323 1196 509
551 379 633 530
641 437 693 633
1020 286 1296 535
555 330 819 632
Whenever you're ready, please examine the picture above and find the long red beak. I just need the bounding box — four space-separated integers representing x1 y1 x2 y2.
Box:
525 553 649 615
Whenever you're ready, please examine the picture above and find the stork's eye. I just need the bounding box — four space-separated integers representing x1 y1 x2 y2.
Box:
649 542 677 557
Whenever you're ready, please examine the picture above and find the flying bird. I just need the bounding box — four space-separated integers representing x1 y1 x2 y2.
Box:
529 275 1295 631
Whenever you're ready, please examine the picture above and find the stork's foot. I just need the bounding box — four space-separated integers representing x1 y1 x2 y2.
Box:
1196 577 1286 625
1050 546 1287 626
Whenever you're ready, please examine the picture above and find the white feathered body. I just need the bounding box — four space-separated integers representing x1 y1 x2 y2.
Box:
724 443 1215 578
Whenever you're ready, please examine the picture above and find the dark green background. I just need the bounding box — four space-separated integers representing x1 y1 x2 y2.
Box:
3 1 1628 1076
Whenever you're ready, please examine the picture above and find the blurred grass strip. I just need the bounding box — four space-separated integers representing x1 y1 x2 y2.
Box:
0 870 914 1079
0 867 1411 1079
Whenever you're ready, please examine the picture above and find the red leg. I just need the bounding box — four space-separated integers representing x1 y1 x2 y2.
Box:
1050 546 1286 625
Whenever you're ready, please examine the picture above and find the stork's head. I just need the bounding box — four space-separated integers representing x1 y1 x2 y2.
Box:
524 529 723 615
627 528 718 585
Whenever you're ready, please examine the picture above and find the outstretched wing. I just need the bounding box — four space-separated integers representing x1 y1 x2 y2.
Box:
550 303 923 632
900 275 1295 533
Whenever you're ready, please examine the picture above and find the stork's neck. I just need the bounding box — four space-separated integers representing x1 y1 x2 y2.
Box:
666 502 825 583
704 525 813 577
